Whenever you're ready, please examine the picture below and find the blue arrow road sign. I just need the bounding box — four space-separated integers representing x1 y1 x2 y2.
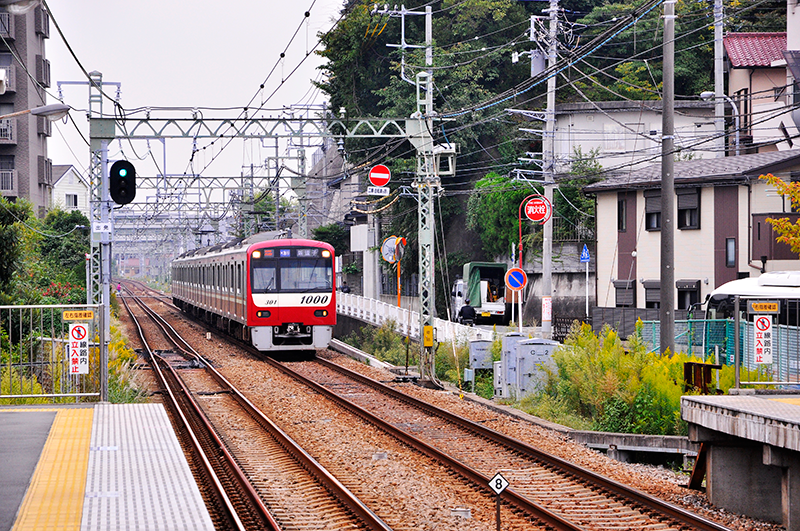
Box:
580 244 590 263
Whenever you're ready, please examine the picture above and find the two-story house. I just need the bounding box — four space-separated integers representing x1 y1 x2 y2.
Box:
584 149 800 315
50 165 89 218
724 32 798 153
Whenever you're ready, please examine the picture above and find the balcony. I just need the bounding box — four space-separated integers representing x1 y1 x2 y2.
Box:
0 13 13 40
0 169 16 196
0 118 15 144
752 213 800 261
0 66 15 93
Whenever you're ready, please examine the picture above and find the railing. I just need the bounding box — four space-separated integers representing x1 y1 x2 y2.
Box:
337 293 493 344
552 216 594 242
1 304 103 402
0 169 13 192
0 13 10 37
0 118 13 142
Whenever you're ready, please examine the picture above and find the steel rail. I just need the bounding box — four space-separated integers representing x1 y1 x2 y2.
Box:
128 290 393 531
261 355 586 531
120 296 253 531
315 355 733 531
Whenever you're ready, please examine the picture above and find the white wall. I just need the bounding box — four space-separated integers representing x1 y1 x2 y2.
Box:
51 167 89 219
555 106 716 172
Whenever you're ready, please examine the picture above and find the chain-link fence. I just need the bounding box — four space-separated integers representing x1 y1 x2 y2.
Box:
1 304 103 403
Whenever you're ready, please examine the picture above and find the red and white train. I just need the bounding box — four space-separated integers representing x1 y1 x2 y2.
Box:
171 234 336 352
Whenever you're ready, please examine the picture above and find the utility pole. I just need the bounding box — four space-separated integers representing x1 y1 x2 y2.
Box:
541 0 558 339
660 0 676 355
713 0 725 157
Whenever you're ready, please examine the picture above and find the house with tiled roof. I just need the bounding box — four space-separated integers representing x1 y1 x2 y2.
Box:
583 149 800 314
724 31 798 153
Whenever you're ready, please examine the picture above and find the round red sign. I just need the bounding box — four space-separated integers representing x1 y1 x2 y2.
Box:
368 164 391 187
524 196 552 224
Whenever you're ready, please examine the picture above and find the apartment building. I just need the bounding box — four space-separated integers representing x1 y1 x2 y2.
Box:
0 5 53 217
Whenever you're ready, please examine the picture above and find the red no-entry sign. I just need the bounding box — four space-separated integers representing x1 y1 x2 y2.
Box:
368 164 391 187
523 195 552 224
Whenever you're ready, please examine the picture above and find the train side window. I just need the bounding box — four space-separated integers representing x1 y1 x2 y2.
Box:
237 263 241 295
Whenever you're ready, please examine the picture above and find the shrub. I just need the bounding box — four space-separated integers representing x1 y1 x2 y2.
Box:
342 320 417 367
530 321 705 435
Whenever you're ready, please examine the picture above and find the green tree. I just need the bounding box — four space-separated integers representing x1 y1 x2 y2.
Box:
313 223 350 255
466 172 538 259
0 198 34 295
39 209 91 281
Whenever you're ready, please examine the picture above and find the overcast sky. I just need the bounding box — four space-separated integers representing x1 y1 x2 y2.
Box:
44 0 344 178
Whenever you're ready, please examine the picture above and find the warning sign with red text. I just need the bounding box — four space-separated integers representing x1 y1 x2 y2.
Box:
753 315 773 365
67 323 90 375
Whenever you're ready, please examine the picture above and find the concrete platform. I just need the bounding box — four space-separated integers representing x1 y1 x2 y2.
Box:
0 403 214 531
682 394 800 530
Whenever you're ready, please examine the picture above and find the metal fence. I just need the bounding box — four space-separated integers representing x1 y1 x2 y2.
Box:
641 318 800 386
1 304 103 403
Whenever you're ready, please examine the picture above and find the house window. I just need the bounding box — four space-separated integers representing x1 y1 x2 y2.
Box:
613 279 636 307
676 279 701 310
0 154 13 191
644 189 661 231
677 188 700 230
66 194 78 209
618 195 627 232
726 238 736 268
643 280 660 309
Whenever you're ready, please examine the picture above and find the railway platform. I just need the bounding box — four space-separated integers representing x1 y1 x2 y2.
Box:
0 403 213 531
682 392 800 531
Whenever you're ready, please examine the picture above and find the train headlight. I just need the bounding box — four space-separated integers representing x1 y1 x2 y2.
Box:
257 310 271 318
314 310 328 317
252 250 261 259
322 250 331 258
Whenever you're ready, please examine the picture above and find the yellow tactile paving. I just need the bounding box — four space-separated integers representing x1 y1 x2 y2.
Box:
11 408 94 531
771 397 800 406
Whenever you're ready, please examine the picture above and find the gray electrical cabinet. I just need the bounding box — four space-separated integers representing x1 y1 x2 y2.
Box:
499 333 525 399
517 338 560 395
469 339 493 370
493 360 505 398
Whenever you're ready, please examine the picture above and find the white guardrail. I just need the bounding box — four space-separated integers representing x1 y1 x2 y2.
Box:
336 293 494 344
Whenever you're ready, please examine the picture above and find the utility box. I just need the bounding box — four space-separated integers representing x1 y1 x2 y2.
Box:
470 339 493 370
501 333 525 399
493 360 505 398
517 338 560 396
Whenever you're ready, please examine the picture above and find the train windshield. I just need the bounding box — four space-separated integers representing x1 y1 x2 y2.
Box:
251 262 277 293
280 258 333 292
250 246 333 293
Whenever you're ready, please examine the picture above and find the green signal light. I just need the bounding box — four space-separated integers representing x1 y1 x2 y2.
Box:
119 168 127 177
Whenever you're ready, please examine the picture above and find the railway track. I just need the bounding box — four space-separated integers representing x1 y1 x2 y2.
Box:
121 286 391 531
120 280 733 531
267 357 732 531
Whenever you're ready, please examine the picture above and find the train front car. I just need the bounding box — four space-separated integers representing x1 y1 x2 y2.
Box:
247 239 336 351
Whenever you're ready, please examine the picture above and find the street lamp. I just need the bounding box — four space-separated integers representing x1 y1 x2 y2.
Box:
700 91 740 156
0 103 71 121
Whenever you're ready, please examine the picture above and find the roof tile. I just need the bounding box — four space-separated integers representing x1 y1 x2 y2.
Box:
724 32 787 68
